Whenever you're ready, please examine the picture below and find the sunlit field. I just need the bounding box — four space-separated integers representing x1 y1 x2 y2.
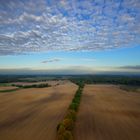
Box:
0 80 77 140
0 76 140 140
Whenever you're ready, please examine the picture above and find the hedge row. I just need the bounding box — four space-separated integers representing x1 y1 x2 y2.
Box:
12 83 50 88
56 84 84 140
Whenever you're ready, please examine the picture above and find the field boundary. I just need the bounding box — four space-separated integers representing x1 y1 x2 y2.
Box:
56 82 84 140
0 83 51 93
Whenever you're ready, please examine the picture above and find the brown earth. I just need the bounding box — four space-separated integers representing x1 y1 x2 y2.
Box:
0 82 77 140
74 84 140 140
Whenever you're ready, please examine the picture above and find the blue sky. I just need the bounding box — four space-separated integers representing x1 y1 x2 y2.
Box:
0 0 140 74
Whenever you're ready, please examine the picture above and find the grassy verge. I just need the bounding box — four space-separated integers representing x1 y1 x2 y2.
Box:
56 83 84 140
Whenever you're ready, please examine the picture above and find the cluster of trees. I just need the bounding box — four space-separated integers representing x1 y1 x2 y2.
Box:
0 83 50 93
12 83 50 88
120 85 139 92
1 75 139 86
57 83 84 140
70 75 140 86
0 75 61 83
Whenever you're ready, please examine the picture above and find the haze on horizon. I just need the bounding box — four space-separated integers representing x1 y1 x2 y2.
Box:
0 0 140 75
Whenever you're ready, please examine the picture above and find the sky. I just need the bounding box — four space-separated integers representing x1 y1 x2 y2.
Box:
0 0 140 75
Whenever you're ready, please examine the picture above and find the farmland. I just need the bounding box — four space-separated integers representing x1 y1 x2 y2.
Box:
74 84 140 140
0 75 140 140
0 81 77 140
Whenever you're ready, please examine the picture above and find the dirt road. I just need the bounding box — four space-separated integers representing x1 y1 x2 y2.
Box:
0 82 77 140
74 84 140 140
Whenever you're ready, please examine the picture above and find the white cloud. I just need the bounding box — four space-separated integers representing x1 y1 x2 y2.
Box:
0 0 140 55
42 58 61 63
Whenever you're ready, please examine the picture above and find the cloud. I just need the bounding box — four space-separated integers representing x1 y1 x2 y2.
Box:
119 65 140 70
42 58 61 63
0 0 140 55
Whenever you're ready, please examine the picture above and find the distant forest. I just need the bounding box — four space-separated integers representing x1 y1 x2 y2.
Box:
0 75 140 86
70 75 140 86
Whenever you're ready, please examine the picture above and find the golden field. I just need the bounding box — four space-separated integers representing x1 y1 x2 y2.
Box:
74 84 140 140
0 81 77 140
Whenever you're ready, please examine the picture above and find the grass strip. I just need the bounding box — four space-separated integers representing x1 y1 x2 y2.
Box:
56 83 84 140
